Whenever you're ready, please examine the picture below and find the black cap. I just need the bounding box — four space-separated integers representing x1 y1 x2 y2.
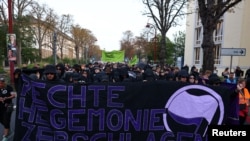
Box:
44 64 57 74
178 70 189 77
72 73 81 80
208 74 221 85
14 68 22 74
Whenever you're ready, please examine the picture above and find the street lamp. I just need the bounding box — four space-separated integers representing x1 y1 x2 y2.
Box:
135 46 141 63
53 31 57 65
146 23 157 63
85 44 89 64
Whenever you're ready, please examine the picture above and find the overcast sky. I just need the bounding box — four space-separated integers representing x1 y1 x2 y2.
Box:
38 0 185 51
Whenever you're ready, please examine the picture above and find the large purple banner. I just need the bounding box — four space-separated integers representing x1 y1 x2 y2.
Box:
14 75 232 141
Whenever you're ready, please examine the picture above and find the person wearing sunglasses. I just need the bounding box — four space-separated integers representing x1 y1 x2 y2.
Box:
42 64 65 83
188 74 199 84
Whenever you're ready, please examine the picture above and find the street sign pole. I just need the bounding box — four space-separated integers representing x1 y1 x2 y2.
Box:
8 0 14 85
230 55 233 72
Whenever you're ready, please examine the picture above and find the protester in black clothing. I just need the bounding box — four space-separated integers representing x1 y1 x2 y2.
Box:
188 74 199 84
120 67 132 82
42 64 65 83
178 69 189 83
181 64 189 74
13 68 22 92
80 70 92 84
245 67 250 79
143 68 155 82
92 67 103 83
166 72 175 81
234 66 244 80
133 67 143 82
208 74 221 86
222 67 230 79
0 77 16 140
56 63 66 79
190 65 196 74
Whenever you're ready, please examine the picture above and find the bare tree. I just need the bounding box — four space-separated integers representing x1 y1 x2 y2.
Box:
70 25 81 62
84 30 97 63
57 14 73 59
71 24 94 63
14 0 34 16
14 0 34 65
197 0 242 73
0 0 9 24
88 44 101 61
120 30 134 59
0 0 34 65
29 2 58 59
142 0 187 66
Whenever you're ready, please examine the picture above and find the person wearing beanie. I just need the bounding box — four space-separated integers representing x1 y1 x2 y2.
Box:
42 64 64 83
178 69 189 83
56 63 66 79
208 73 221 86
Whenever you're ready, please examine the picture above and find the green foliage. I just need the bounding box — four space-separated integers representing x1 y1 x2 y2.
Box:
71 58 79 65
17 16 39 63
0 15 38 65
22 47 40 64
42 57 55 64
0 67 5 73
61 58 71 64
165 38 175 65
155 36 175 65
60 57 80 65
173 31 185 57
172 31 186 66
0 25 8 60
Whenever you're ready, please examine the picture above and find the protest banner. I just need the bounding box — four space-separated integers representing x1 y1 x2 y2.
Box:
101 50 125 62
14 75 233 141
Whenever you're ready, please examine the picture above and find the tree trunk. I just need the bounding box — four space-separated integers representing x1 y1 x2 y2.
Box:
39 41 42 58
60 47 63 59
75 46 79 62
202 26 215 73
159 37 166 67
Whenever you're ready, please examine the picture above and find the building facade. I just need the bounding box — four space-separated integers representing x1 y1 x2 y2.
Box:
31 27 76 60
184 0 250 76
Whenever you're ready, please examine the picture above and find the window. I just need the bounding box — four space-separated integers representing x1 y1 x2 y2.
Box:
195 27 202 45
194 47 201 64
214 44 221 64
195 13 201 27
214 20 223 43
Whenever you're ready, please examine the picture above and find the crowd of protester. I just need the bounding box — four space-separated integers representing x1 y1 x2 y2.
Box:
10 62 250 89
11 61 250 125
12 62 223 84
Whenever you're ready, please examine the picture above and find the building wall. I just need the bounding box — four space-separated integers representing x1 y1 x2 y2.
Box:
184 0 250 76
184 0 196 68
32 24 76 60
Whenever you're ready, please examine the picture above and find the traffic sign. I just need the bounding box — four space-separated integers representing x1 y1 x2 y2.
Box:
221 48 246 56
